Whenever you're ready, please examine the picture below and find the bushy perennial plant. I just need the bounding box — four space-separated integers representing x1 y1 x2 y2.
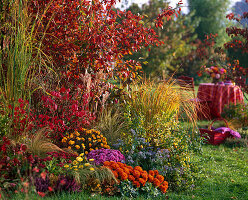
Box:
87 148 125 165
103 161 168 194
62 128 110 154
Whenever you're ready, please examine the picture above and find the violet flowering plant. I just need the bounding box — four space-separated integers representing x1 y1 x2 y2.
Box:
87 148 125 165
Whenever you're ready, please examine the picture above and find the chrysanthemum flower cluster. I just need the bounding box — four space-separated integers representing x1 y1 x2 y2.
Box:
87 148 125 165
63 153 95 172
103 161 168 193
61 128 110 154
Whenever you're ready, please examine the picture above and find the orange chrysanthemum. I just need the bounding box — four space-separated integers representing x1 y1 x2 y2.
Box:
153 170 159 176
134 166 143 172
159 185 168 193
112 171 118 178
141 171 148 181
123 167 130 175
133 181 140 188
156 175 164 183
117 168 124 174
132 170 141 179
120 172 128 180
139 178 146 186
111 163 119 170
153 178 161 187
161 181 168 187
118 162 125 168
128 175 135 182
148 175 154 182
103 161 111 166
148 170 155 177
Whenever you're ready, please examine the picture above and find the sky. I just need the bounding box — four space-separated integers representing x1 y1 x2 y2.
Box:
116 0 242 13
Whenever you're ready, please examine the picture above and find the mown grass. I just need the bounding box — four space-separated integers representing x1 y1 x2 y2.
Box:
11 143 248 200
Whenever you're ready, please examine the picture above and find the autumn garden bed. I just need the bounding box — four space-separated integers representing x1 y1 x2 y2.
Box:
1 0 248 199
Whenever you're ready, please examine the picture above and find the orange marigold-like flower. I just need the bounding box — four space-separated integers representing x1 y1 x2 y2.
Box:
156 174 164 183
159 185 168 193
123 167 130 175
132 170 141 178
128 175 135 182
153 178 161 187
104 161 111 166
120 172 128 180
139 178 146 186
148 175 154 182
127 166 133 170
134 166 143 172
141 171 148 181
117 168 124 174
118 162 125 168
133 181 140 188
161 181 168 187
112 171 118 178
153 170 159 176
148 170 155 176
111 163 119 169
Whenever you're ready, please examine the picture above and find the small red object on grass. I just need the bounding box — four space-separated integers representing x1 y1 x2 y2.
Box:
199 118 232 145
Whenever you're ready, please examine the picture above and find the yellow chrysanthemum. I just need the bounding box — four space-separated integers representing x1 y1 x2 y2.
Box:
68 146 71 149
72 160 78 165
89 159 94 162
95 147 98 150
76 157 83 162
68 140 75 145
74 168 78 171
75 131 80 136
88 138 92 141
89 143 92 147
85 151 88 154
101 143 103 147
85 163 90 167
89 167 95 171
64 164 69 168
79 153 84 157
89 148 94 152
79 165 84 168
75 145 80 149
70 134 74 138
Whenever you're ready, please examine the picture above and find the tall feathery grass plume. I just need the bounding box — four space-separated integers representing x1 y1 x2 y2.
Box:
0 0 56 138
125 79 198 144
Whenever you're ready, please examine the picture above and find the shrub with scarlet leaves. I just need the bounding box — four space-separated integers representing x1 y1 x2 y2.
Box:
0 98 34 140
28 0 180 85
33 87 96 143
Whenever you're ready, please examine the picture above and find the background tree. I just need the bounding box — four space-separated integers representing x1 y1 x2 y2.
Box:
227 0 248 69
188 0 231 46
125 0 199 78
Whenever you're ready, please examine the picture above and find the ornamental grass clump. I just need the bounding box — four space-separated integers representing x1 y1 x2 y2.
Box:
103 161 168 194
63 153 117 194
124 80 198 147
87 148 125 165
61 128 110 155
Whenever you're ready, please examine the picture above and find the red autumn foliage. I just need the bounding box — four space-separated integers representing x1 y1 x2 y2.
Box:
28 0 180 82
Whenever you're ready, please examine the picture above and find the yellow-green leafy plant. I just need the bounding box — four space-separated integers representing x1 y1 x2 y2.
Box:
61 128 110 155
124 79 198 147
